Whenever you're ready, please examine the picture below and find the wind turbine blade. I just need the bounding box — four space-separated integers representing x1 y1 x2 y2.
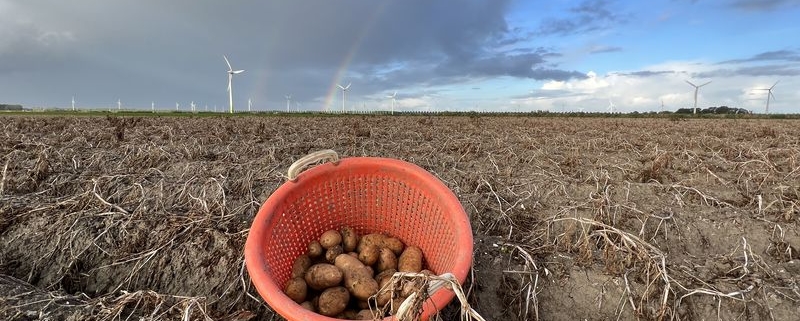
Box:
685 80 697 87
232 70 244 74
345 83 351 90
223 55 233 70
699 81 712 87
337 84 344 90
770 80 779 89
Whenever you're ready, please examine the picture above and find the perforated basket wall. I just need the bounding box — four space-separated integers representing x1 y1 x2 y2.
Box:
245 157 473 321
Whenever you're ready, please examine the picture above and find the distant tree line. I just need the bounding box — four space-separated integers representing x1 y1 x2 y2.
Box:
674 106 751 114
0 104 23 111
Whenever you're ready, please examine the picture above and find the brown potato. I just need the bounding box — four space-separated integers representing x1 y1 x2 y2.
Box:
317 286 350 317
356 309 376 320
307 241 324 258
357 233 386 252
299 301 315 312
375 271 396 306
320 230 343 249
375 268 397 286
325 244 343 263
376 247 398 273
304 263 343 290
291 254 312 278
340 226 359 252
334 254 380 301
338 309 358 320
398 246 423 273
358 244 379 266
383 237 405 255
401 278 425 297
390 297 405 316
283 277 307 303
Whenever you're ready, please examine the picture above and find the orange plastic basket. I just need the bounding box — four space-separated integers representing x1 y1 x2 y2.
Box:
245 150 473 321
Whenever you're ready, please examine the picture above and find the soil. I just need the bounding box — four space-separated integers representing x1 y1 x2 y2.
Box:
1 115 799 320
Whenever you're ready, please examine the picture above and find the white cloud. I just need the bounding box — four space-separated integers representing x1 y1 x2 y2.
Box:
532 60 799 114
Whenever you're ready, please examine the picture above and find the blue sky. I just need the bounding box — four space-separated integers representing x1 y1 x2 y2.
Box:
0 0 798 113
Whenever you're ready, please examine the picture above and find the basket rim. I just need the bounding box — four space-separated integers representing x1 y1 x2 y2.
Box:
244 156 473 321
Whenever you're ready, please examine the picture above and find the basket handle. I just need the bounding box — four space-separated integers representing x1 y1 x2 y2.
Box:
287 149 339 180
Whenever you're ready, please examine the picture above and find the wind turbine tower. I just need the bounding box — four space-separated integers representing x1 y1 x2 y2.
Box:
117 99 121 111
685 80 711 114
248 98 252 112
191 101 196 112
286 94 291 112
71 96 75 111
607 99 615 113
754 81 779 114
386 91 397 115
152 101 155 113
337 82 351 113
224 55 245 114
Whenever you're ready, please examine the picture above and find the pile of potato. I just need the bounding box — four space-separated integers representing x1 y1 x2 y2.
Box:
284 226 430 319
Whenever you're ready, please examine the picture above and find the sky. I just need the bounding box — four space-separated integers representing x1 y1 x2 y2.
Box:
1 0 799 113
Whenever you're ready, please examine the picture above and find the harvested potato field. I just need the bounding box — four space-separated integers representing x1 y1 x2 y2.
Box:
1 115 799 320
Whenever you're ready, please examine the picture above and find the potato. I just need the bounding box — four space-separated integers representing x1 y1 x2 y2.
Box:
340 226 359 252
284 277 307 303
401 278 425 297
299 301 315 312
383 237 405 256
357 233 386 252
390 297 405 315
320 230 343 249
325 244 343 263
334 254 380 301
376 247 398 273
347 252 358 258
375 271 395 306
338 309 358 320
304 263 343 290
358 244 379 266
307 241 324 258
291 254 312 278
398 246 423 273
374 268 397 286
317 286 350 317
355 309 376 320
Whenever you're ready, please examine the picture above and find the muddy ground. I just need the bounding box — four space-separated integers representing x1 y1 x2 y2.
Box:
1 115 799 320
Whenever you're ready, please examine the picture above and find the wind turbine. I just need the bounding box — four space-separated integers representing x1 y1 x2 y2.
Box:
71 96 75 111
285 94 291 112
337 82 351 113
607 99 615 113
754 81 779 114
176 102 179 111
248 98 252 112
685 80 711 114
224 55 244 114
117 99 121 111
191 101 196 112
152 101 155 113
386 91 397 115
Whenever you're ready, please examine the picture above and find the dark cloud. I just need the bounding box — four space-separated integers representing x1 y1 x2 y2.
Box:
536 0 627 36
0 0 586 109
719 50 800 64
730 0 800 11
589 45 623 54
614 70 676 77
695 65 800 78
